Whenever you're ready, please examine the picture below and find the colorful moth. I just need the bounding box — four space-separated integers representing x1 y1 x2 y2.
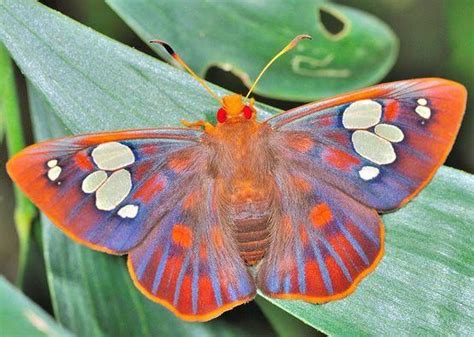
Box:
7 35 466 322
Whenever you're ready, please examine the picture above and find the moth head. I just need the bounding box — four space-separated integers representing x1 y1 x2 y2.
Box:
216 94 255 123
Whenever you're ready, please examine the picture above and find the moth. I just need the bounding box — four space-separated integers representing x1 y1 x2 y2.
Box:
7 35 466 321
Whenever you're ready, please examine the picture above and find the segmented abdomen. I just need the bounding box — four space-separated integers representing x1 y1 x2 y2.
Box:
230 200 272 266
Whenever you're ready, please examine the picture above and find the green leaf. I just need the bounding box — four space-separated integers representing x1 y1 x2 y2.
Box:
0 276 75 337
254 296 318 337
106 0 398 101
446 0 474 171
0 41 37 287
0 1 472 336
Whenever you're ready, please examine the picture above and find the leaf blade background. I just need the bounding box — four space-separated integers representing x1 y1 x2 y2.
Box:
0 276 75 337
106 0 398 101
0 0 472 336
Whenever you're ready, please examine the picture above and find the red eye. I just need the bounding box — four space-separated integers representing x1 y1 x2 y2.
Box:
217 108 227 123
243 106 253 119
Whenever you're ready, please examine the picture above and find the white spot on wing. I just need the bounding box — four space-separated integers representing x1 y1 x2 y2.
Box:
415 105 431 119
374 124 404 143
359 166 380 181
342 99 382 129
92 142 135 171
82 170 108 193
47 166 61 181
352 130 396 165
118 204 139 219
95 169 132 211
417 98 427 106
47 159 58 168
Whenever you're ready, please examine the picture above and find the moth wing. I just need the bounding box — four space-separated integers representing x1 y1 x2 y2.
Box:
8 127 256 320
257 165 383 301
7 128 206 254
128 176 256 321
266 78 466 211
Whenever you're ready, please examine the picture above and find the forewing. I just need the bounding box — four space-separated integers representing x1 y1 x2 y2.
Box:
7 128 205 254
266 78 466 211
128 176 256 321
257 166 383 301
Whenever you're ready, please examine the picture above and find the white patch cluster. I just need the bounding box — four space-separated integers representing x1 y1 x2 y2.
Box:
352 131 396 165
91 142 135 170
47 159 62 182
415 98 431 119
342 99 382 129
342 99 405 181
82 142 139 218
374 124 404 143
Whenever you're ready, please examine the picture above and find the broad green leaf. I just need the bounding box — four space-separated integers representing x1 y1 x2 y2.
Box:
0 1 472 336
0 42 36 287
106 0 398 101
0 276 75 337
446 0 474 171
254 296 317 337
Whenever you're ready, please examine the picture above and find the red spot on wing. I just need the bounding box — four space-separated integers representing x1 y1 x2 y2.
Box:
74 151 94 170
177 275 193 314
133 175 165 203
286 133 314 153
172 224 193 249
183 191 197 209
323 148 360 170
328 231 365 279
168 149 195 172
305 260 328 296
299 225 309 245
169 157 189 172
134 162 153 180
158 256 181 300
325 254 351 293
290 175 311 192
383 100 400 122
310 203 333 228
198 276 216 312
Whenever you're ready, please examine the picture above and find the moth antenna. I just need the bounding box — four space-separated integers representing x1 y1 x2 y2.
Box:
150 39 223 105
245 34 312 100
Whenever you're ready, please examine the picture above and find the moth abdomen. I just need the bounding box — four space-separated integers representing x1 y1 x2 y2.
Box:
230 199 272 266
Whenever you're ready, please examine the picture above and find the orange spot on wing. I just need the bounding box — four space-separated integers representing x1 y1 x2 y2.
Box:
287 133 313 153
75 151 94 170
384 100 399 122
169 157 190 172
324 148 360 170
133 177 164 203
183 192 197 209
290 175 312 192
310 203 333 228
172 224 193 248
